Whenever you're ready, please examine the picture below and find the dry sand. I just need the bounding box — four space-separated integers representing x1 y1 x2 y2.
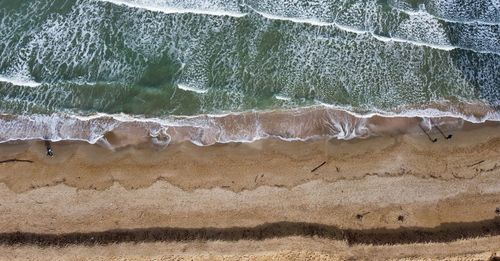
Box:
0 121 499 260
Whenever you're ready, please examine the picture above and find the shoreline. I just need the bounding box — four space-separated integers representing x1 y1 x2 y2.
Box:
1 102 499 147
0 118 499 259
0 120 498 193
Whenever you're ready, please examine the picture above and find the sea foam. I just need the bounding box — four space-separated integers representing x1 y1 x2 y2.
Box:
0 103 498 147
0 75 41 88
97 0 246 17
177 84 208 94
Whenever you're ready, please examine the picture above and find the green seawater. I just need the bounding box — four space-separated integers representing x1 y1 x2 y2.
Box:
0 0 499 117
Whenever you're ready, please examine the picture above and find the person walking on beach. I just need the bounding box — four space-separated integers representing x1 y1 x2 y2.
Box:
45 140 54 157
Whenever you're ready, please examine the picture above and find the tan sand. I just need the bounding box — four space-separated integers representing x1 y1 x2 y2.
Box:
0 121 499 260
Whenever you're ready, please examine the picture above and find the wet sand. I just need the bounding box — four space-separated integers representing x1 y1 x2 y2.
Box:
0 121 499 260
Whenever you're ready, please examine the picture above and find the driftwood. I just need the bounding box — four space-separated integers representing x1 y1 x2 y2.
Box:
467 160 485 168
311 161 327 173
0 159 34 164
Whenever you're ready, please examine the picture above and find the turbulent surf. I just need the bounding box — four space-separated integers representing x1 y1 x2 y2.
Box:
0 0 499 144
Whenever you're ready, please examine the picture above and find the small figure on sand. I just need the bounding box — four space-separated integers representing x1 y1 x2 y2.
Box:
45 140 54 157
418 124 437 143
430 119 453 140
419 118 454 143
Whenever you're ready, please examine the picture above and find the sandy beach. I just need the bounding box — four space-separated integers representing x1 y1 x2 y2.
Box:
2 0 500 259
0 120 499 260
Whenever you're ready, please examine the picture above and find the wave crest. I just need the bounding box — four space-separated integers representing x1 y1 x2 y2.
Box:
1 104 498 148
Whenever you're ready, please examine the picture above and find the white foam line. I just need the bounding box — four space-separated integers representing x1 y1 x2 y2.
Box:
177 83 208 94
247 7 499 55
391 7 500 26
247 6 367 34
74 102 499 124
314 101 500 123
372 34 500 55
0 75 41 88
275 95 291 101
251 10 334 27
113 101 500 124
98 1 498 54
371 34 456 51
98 0 246 17
1 102 498 146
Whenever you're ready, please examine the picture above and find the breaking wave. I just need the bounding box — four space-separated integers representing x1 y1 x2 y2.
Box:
0 103 498 148
96 0 500 54
0 75 41 88
97 0 246 17
0 0 499 147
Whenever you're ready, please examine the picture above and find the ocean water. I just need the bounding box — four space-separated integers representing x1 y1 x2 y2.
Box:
0 0 499 144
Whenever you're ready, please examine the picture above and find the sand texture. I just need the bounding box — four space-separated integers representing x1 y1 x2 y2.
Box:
0 122 499 260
